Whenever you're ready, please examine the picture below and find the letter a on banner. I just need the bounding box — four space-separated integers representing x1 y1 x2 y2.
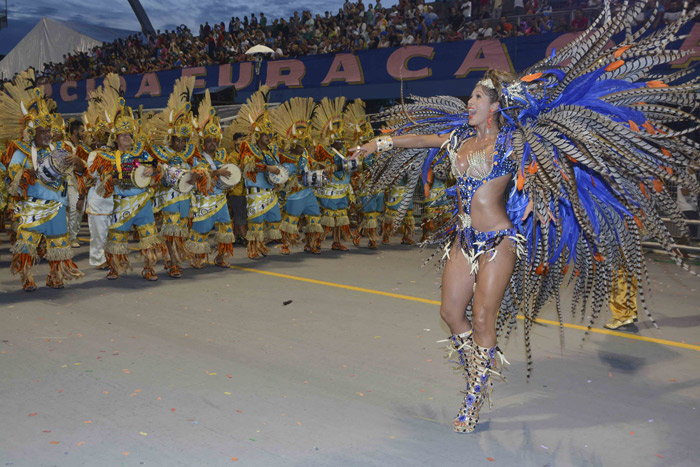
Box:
321 54 365 85
454 40 513 78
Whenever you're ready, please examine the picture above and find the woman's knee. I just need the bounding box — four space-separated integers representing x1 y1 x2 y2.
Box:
440 304 466 327
471 304 496 336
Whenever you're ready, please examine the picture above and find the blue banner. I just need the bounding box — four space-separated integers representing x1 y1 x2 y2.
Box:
44 25 699 113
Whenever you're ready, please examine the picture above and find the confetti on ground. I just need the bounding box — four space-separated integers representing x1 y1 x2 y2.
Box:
139 432 148 436
28 413 37 417
487 457 495 462
629 431 635 435
227 374 232 378
283 300 293 306
236 410 243 413
540 445 549 450
83 420 92 424
224 392 232 395
648 419 654 422
123 452 129 456
77 442 85 446
656 454 664 458
49 441 59 445
171 408 176 412
297 422 302 426
103 391 109 394
231 457 239 461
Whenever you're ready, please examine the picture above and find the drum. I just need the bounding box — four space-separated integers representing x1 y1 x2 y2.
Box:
343 158 361 173
164 166 194 193
215 163 242 190
131 165 151 188
267 166 289 185
302 169 328 188
36 149 71 184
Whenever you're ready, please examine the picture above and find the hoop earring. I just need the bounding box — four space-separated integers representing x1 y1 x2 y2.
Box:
487 110 493 129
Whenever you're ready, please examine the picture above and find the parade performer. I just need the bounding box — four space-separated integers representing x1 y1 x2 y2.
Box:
90 74 163 281
382 173 416 245
312 97 354 251
1 71 85 290
271 97 324 254
186 90 236 268
354 1 700 433
229 86 283 259
221 129 248 245
63 119 90 248
83 86 114 268
344 99 382 250
420 156 452 242
148 76 198 278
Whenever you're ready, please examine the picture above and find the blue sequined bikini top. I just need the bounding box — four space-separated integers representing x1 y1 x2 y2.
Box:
446 129 515 216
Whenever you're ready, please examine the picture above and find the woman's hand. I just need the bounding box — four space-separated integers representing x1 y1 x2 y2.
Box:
142 167 154 177
349 140 377 159
266 165 281 175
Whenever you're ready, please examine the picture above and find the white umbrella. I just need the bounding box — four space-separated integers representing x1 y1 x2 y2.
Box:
245 44 275 55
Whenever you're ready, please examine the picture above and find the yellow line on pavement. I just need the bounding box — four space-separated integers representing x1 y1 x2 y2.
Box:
230 265 700 353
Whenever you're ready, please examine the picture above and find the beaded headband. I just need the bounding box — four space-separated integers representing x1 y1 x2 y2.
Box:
477 77 495 90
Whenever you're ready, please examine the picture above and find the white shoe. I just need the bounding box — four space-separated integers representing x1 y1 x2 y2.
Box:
70 240 81 248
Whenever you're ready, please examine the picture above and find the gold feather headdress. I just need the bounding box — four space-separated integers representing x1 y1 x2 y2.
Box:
270 97 314 150
312 96 346 145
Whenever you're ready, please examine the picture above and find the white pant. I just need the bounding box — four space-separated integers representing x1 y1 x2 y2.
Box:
67 183 86 241
86 186 114 266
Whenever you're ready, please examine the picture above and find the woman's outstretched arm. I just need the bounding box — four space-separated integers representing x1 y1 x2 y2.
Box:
352 133 450 158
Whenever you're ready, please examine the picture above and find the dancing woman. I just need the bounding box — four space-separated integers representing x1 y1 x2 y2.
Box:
353 1 700 433
355 71 519 433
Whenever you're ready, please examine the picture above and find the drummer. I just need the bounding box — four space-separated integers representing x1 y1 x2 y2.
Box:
89 84 163 281
312 97 354 251
230 88 283 260
344 99 381 250
272 97 324 255
148 77 198 278
4 84 86 291
186 90 236 269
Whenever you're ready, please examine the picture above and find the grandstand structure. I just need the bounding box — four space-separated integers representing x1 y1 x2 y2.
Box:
0 0 7 31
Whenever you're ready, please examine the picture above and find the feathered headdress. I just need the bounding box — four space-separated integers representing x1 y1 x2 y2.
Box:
0 69 54 144
94 73 137 140
149 76 197 145
196 89 222 142
343 98 373 146
312 96 346 144
367 0 700 378
83 85 110 147
270 96 314 150
228 86 273 141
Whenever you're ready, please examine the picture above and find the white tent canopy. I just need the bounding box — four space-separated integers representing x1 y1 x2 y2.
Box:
0 17 135 80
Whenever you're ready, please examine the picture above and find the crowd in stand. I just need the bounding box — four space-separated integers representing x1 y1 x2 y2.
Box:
2 0 695 87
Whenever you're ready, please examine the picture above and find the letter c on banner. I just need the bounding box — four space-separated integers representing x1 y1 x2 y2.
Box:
386 46 434 80
60 81 78 102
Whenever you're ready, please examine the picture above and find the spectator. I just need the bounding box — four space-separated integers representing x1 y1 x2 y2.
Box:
571 9 589 30
478 20 494 38
514 0 525 15
461 0 473 22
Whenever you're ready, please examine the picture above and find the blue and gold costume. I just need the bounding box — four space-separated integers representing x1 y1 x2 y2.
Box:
228 86 282 259
312 96 353 251
147 76 198 277
90 90 163 280
1 75 84 291
270 96 323 254
382 174 415 245
241 139 282 258
279 147 323 253
186 90 235 267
